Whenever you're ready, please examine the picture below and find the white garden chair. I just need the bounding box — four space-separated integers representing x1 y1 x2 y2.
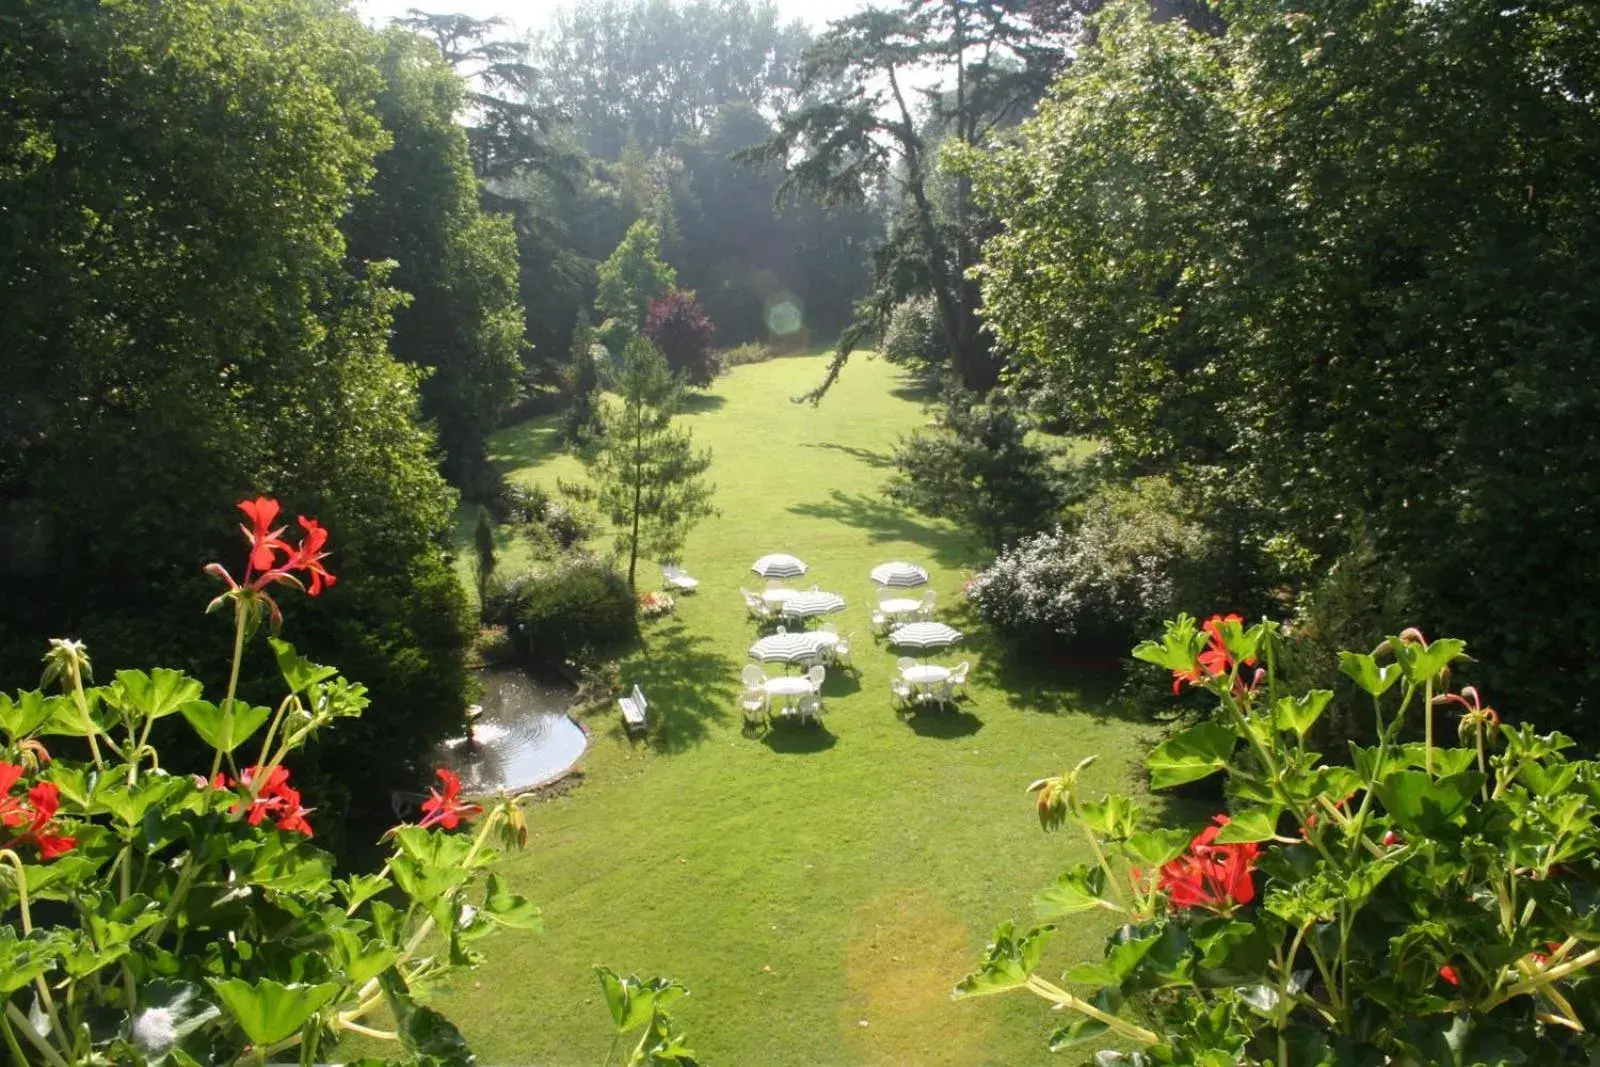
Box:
661 562 699 593
739 687 768 725
870 611 890 636
890 677 913 712
950 661 971 699
807 664 827 690
797 692 822 725
917 589 937 620
833 632 855 671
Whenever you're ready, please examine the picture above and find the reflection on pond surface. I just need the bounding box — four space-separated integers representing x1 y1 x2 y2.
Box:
435 669 587 795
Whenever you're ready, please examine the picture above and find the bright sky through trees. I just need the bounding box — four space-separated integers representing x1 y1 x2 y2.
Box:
355 0 866 34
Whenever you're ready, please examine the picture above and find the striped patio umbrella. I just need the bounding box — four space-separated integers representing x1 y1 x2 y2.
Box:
749 630 827 664
870 561 929 587
888 621 963 650
781 590 846 618
751 553 808 579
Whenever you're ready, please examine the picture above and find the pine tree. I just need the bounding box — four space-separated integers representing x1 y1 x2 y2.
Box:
582 338 715 590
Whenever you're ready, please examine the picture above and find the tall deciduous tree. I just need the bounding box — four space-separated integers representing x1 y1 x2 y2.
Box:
972 0 1600 730
0 0 473 828
596 220 679 341
344 28 526 489
743 0 1066 397
578 339 716 590
531 0 811 161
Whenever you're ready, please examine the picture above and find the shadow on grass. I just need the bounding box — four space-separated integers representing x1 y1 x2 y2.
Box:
787 490 977 569
762 720 838 754
800 442 895 470
487 415 565 475
906 707 983 738
680 392 727 415
626 619 739 754
888 372 941 404
821 671 861 698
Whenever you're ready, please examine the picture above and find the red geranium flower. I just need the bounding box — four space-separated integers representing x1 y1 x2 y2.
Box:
1171 614 1256 694
0 769 77 859
1157 815 1259 912
418 768 481 830
207 498 337 630
1439 964 1461 987
238 497 293 574
216 764 313 836
0 763 27 829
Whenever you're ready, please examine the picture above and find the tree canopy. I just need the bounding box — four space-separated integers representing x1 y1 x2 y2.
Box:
0 0 474 827
971 0 1600 727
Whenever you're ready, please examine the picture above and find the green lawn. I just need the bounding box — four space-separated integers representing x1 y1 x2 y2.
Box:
422 353 1166 1065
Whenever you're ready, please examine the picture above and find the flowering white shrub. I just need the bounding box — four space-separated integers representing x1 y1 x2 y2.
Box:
638 590 677 618
967 479 1209 650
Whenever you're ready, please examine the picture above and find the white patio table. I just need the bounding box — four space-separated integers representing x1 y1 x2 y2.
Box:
761 588 797 606
763 676 816 698
879 596 922 619
901 664 951 702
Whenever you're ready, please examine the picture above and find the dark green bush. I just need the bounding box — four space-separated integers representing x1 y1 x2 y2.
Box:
487 555 637 666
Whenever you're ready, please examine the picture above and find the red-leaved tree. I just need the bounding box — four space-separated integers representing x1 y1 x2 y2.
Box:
643 287 719 387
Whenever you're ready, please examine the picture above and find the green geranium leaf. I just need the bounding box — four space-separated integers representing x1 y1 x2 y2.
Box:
1076 795 1141 840
335 873 393 911
1374 770 1484 836
0 927 67 994
1272 690 1332 738
268 638 339 696
1035 863 1110 917
1130 613 1207 672
401 1005 475 1065
952 922 1055 999
1147 722 1238 789
482 873 542 930
1123 828 1191 869
595 967 688 1033
113 668 203 722
180 699 272 755
0 690 58 739
1337 652 1401 697
208 978 340 1046
1390 637 1469 685
1213 808 1282 844
237 835 334 893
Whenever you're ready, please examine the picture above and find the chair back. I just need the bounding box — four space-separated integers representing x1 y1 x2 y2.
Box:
632 685 647 713
808 664 826 686
953 661 970 680
921 589 936 607
896 657 915 672
742 664 765 687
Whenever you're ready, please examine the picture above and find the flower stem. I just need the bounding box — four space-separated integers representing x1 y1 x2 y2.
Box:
3 1003 69 1067
211 600 250 781
66 657 102 771
0 1007 31 1067
1024 975 1161 1046
1 851 69 1056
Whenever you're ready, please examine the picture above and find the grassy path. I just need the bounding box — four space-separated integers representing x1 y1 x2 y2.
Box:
425 354 1159 1065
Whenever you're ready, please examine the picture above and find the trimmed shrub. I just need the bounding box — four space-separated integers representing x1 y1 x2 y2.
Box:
967 478 1213 653
880 295 948 369
644 287 720 386
721 341 775 367
487 555 638 666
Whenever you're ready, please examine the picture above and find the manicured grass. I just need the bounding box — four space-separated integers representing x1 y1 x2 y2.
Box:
422 354 1168 1065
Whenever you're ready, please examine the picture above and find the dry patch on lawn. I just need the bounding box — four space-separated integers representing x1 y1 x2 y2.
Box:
841 890 989 1066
